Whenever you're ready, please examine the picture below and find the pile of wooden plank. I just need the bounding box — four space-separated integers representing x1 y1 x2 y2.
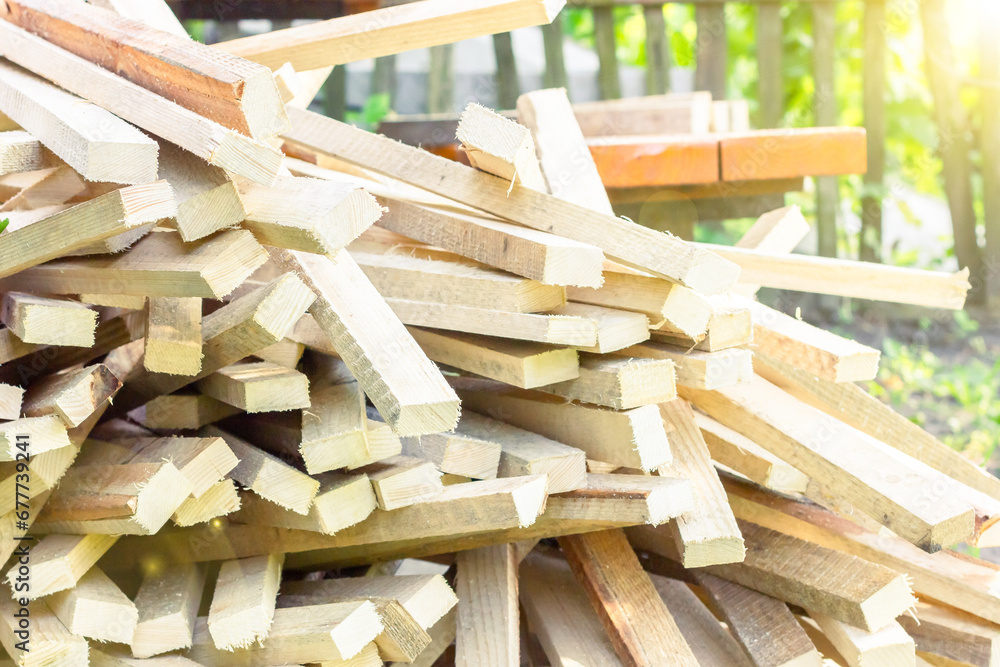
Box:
0 0 991 665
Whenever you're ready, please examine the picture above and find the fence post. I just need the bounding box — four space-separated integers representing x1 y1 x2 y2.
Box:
427 44 453 113
695 3 727 100
861 0 886 263
644 4 671 95
813 0 837 260
494 32 521 108
921 0 983 302
757 2 783 127
593 6 622 99
981 3 1000 303
542 14 569 90
372 55 397 108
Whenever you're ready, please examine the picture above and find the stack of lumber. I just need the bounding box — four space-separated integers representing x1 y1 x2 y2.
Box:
0 0 989 665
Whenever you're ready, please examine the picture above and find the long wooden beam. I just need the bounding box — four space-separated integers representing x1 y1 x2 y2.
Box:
283 107 740 294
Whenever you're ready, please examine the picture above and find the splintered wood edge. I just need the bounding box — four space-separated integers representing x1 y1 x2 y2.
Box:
678 534 747 568
858 575 916 633
511 475 549 527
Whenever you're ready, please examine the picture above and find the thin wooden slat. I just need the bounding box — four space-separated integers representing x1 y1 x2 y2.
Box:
537 353 677 410
457 103 547 190
47 566 138 644
158 141 247 243
0 292 97 347
197 361 310 413
208 553 284 651
131 563 205 658
0 130 45 176
144 296 203 376
455 544 518 666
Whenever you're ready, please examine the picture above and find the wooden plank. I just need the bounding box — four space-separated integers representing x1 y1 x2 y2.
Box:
207 425 320 515
548 473 693 527
20 364 121 427
0 130 45 176
456 410 587 493
233 472 377 535
1 292 97 348
568 268 713 338
618 341 753 390
402 430 502 480
239 174 382 254
693 571 822 667
809 612 914 667
358 455 444 511
696 242 971 309
385 298 598 347
79 293 146 310
697 411 810 494
125 435 238 499
353 250 566 314
144 296 203 376
171 478 241 527
0 229 268 298
745 298 881 382
255 338 305 369
47 566 138 644
719 127 868 181
725 474 1000 626
649 574 751 666
520 552 620 666
157 141 247 243
0 20 282 185
516 87 614 215
130 563 206 658
454 379 671 472
0 415 69 460
283 107 740 294
897 600 1000 667
455 544 518 666
537 353 676 409
189 601 383 666
8 533 118 600
0 384 22 421
0 164 86 212
198 361 310 413
0 598 88 665
208 553 284 650
588 135 720 188
375 197 605 288
409 327 579 389
457 103 545 191
684 376 978 551
0 0 288 140
628 399 745 567
269 247 461 437
216 0 565 71
0 60 158 184
554 302 649 354
130 392 240 430
560 529 699 666
34 461 192 534
0 181 175 280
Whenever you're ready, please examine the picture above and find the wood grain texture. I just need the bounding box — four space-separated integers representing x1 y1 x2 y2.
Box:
0 20 282 185
1 292 97 347
144 296 203 376
719 127 868 180
588 135 720 188
537 353 677 409
20 364 121 427
8 533 118 600
208 553 284 651
131 563 205 658
455 544 519 666
47 565 138 644
0 129 45 176
0 0 288 140
198 361 310 413
897 600 1000 667
619 340 753 390
457 103 546 191
157 140 247 242
560 529 699 666
283 107 740 294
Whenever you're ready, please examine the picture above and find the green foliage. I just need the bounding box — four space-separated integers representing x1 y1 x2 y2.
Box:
345 93 391 132
0 218 7 234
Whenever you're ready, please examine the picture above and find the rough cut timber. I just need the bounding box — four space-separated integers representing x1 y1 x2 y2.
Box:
298 381 370 473
47 565 138 644
0 180 176 280
359 455 444 511
0 414 70 460
0 0 289 140
385 298 599 347
698 242 971 309
0 292 97 347
455 544 519 667
733 204 811 297
143 296 203 376
516 87 616 215
402 428 502 480
189 601 383 666
809 612 915 667
269 247 461 437
454 380 671 472
198 361 310 413
353 250 566 313
0 130 45 176
373 197 605 288
554 302 649 354
131 563 203 656
216 0 566 70
0 20 282 185
719 127 868 181
457 103 547 191
537 354 677 410
570 92 714 137
125 435 238 499
898 600 1000 667
130 393 240 430
560 529 700 666
0 383 22 420
5 229 268 300
455 410 587 493
10 533 118 600
547 473 693 527
619 341 753 390
652 295 752 352
283 107 740 294
20 364 121 427
693 571 823 667
157 141 247 242
682 376 978 552
0 60 158 184
238 175 383 254
0 598 89 666
1 164 86 212
208 553 284 651
588 135 720 188
408 327 580 389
